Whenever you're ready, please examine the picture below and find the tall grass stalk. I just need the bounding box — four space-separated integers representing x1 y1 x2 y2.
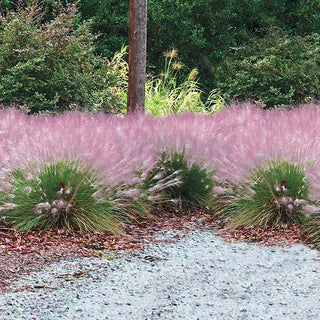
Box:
145 49 224 116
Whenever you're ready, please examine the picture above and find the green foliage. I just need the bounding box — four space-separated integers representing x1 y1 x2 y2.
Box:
0 160 130 232
0 4 126 114
230 160 310 228
3 0 320 105
75 0 320 101
216 29 320 108
145 50 225 116
2 1 320 107
143 149 215 208
148 0 320 96
77 0 128 57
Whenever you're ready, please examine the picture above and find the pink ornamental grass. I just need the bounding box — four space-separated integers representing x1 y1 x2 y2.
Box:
1 104 320 199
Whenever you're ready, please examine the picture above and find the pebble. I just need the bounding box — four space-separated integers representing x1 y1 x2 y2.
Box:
0 230 319 320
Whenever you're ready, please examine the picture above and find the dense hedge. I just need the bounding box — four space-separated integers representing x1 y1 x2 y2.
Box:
215 29 320 108
2 0 320 108
0 3 126 113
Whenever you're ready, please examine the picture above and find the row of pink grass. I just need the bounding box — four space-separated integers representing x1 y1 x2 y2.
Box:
1 103 320 199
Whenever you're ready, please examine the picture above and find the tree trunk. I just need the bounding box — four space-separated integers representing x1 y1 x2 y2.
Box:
127 0 147 114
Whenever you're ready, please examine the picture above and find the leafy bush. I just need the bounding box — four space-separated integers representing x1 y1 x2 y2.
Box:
143 149 215 208
85 0 320 105
216 29 320 108
0 4 126 114
3 0 320 101
230 160 310 228
0 160 131 232
86 0 320 100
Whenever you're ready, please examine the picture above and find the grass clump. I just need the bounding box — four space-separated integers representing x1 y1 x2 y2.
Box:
145 49 225 116
301 205 320 246
0 160 129 233
303 215 320 244
143 149 215 208
229 160 310 228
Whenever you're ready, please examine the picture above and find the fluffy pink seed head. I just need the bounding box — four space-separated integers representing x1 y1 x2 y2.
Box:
52 199 69 210
3 203 16 210
50 208 58 217
277 196 293 207
64 188 71 195
1 104 320 202
287 204 295 213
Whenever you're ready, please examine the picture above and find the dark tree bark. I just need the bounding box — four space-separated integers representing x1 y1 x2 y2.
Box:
127 0 147 114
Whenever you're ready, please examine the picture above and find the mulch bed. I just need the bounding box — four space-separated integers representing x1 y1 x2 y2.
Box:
0 208 313 294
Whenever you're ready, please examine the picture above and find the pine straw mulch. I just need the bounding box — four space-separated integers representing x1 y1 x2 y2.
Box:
0 208 316 294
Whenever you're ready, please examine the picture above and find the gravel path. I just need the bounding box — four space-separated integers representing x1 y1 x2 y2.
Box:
0 229 319 320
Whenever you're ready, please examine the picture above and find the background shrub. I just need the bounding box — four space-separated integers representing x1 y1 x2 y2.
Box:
0 160 130 232
0 4 126 114
230 160 310 228
215 29 320 108
3 0 320 107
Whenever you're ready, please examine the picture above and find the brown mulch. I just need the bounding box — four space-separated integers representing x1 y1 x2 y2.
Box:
0 208 312 294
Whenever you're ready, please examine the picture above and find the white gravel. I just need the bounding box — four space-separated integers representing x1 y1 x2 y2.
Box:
0 229 320 320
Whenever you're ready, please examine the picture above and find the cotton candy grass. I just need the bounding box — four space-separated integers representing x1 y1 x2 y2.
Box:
2 105 320 232
0 104 319 194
